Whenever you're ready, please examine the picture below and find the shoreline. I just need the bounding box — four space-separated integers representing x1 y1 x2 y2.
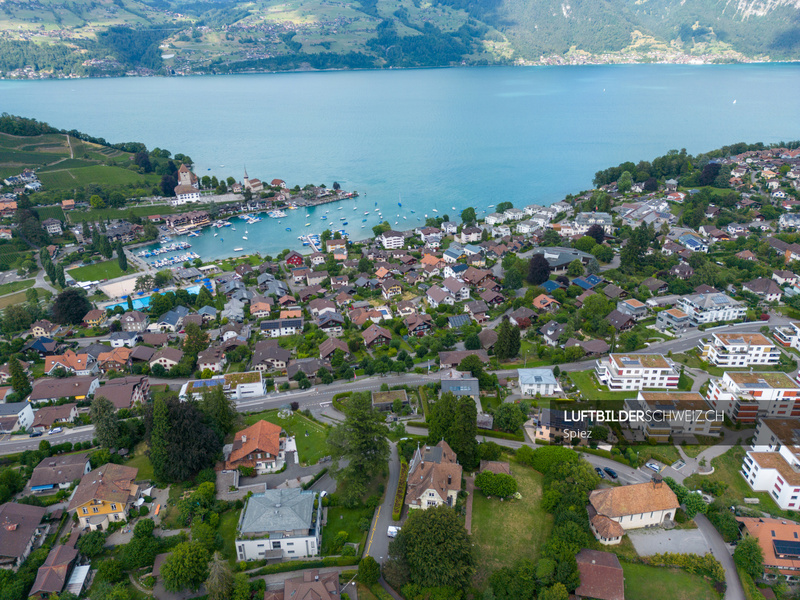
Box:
3 58 799 82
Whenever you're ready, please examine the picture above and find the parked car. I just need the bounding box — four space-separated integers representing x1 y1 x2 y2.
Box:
388 526 401 538
645 462 661 473
49 427 63 435
603 467 618 479
29 431 42 438
595 467 605 479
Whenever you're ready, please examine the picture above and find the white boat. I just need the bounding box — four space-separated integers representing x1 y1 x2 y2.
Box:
395 221 398 225
488 204 495 208
338 206 343 210
452 206 456 210
305 223 311 227
361 225 366 228
245 229 248 234
433 209 438 213
242 236 248 240
213 232 218 237
374 208 380 212
424 214 428 218
403 216 407 220
234 247 244 252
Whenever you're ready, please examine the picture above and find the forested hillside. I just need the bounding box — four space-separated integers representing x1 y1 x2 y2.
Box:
0 0 798 76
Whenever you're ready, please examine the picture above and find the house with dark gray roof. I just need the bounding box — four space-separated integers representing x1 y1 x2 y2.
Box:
235 489 322 561
0 502 47 568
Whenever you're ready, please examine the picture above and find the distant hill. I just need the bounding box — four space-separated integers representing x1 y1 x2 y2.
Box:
0 0 798 76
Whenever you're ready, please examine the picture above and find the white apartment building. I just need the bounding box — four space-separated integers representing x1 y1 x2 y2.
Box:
573 212 614 235
518 368 562 396
741 418 800 510
698 332 781 368
180 371 267 401
774 322 800 350
624 392 722 442
378 231 404 249
706 371 800 423
595 354 679 391
484 213 507 225
676 292 746 325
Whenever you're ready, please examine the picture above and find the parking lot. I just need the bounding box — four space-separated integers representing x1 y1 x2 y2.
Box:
628 527 712 556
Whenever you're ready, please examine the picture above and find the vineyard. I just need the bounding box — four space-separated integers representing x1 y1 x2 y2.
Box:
0 241 34 271
35 205 66 222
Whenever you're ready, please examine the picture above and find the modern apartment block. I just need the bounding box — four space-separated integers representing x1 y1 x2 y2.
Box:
706 372 800 423
741 418 800 510
773 322 800 350
698 332 781 368
624 392 722 442
595 354 680 391
676 292 746 325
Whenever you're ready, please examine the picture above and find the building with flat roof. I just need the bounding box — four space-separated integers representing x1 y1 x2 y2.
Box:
706 371 800 423
235 488 322 561
656 307 691 332
676 292 746 325
595 354 679 391
180 371 266 401
774 322 800 350
698 332 780 368
624 392 722 442
518 368 562 396
741 418 800 510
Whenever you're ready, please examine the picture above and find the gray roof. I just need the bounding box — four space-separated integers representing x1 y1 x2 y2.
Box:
0 402 29 416
519 368 558 386
448 314 470 329
239 489 315 534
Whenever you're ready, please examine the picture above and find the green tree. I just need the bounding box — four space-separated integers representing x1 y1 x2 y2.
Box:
232 573 251 600
90 194 106 209
8 356 31 398
161 541 209 592
617 171 632 193
567 259 584 278
464 334 481 350
148 396 171 482
494 318 520 360
56 264 66 288
591 244 614 263
474 471 518 497
585 257 600 275
182 322 210 357
358 556 381 586
52 289 92 325
733 536 764 580
90 397 120 449
527 254 550 285
539 583 569 600
116 242 127 272
205 552 234 600
683 493 707 518
494 403 526 432
77 530 107 558
461 207 476 225
503 269 522 291
200 384 237 436
586 224 605 245
26 287 39 304
328 392 389 505
389 506 474 589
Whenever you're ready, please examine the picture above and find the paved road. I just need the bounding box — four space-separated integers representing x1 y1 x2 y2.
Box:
34 253 57 294
695 513 745 600
365 442 401 565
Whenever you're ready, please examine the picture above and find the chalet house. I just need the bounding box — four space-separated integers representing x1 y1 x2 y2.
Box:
405 314 433 337
319 337 349 361
260 318 303 338
251 340 291 372
606 310 635 332
316 312 345 336
427 286 454 308
31 320 59 338
83 310 107 328
459 226 482 244
285 251 304 267
362 324 392 348
406 441 462 510
442 277 470 301
479 289 504 305
743 277 783 302
197 347 226 373
308 299 336 318
120 311 148 332
670 263 694 280
31 404 78 433
97 347 132 373
508 306 535 328
45 351 97 377
99 376 149 410
149 347 184 371
0 503 47 568
464 300 489 324
225 420 285 473
68 464 139 530
381 279 402 300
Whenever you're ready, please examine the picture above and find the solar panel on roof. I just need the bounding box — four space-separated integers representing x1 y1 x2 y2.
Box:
773 540 800 557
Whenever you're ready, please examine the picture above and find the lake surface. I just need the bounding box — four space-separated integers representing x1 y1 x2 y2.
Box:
2 64 799 259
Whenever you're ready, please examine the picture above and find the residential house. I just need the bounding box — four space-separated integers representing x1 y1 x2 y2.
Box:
448 314 470 330
464 300 489 324
606 310 635 332
284 251 304 267
743 277 783 302
362 324 392 348
595 354 679 391
532 294 560 313
381 279 402 300
0 503 47 568
405 441 462 510
306 271 328 287
149 347 184 371
263 571 339 600
45 350 97 376
670 263 694 280
773 270 798 287
478 329 498 350
706 371 800 423
426 286 454 308
0 402 34 433
30 453 90 493
656 308 691 332
698 332 780 367
484 213 507 226
251 340 291 372
68 464 139 530
197 347 227 373
641 277 668 295
378 231 404 249
439 369 479 408
260 318 303 338
28 377 99 405
405 314 433 337
82 310 107 328
508 307 535 328
225 420 285 473
624 392 721 442
438 350 489 369
180 372 266 401
99 376 149 409
539 321 567 347
371 390 409 411
30 404 78 433
316 312 344 336
742 419 800 510
157 306 190 332
30 320 59 338
28 540 80 600
518 368 562 396
119 311 148 332
442 277 470 302
588 479 679 543
107 332 139 348
677 292 746 325
736 516 800 576
42 219 63 235
616 298 648 319
319 337 349 361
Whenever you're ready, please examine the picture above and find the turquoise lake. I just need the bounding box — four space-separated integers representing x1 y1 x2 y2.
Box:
1 64 799 258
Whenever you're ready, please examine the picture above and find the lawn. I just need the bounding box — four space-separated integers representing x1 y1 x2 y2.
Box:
68 259 135 282
471 461 553 586
678 370 694 391
125 441 155 481
0 291 29 310
569 370 635 401
622 562 722 600
683 445 787 517
321 506 374 554
37 164 156 190
218 508 241 564
0 278 34 296
244 409 329 465
681 435 722 458
66 204 177 223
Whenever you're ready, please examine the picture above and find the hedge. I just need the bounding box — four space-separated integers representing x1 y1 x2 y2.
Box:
392 461 409 520
642 552 725 584
737 566 767 600
302 468 328 490
370 584 395 600
477 428 524 442
332 392 352 412
579 447 632 467
247 556 360 577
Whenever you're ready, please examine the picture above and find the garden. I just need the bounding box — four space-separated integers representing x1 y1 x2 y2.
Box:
244 408 329 465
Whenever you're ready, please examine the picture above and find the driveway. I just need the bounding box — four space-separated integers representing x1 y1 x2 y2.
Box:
628 527 712 556
237 451 328 489
695 514 745 600
365 442 401 565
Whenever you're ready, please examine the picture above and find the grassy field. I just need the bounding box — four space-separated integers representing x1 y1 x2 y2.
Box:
568 370 633 401
321 506 374 554
622 562 722 600
66 204 177 223
68 259 134 281
244 409 329 465
35 205 67 221
125 442 155 481
683 445 787 517
471 461 553 585
38 164 156 190
0 291 30 310
218 508 241 564
0 279 34 296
